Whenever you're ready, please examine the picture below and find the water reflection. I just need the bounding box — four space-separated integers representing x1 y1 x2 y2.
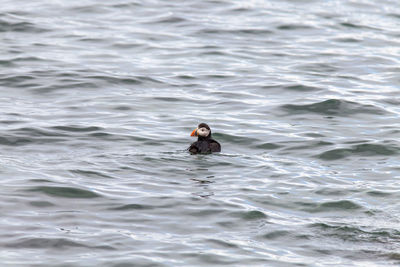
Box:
191 176 215 198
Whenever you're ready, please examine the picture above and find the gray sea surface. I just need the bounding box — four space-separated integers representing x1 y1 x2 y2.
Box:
1 0 400 266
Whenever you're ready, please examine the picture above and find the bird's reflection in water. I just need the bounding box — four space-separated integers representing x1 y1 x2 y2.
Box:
190 175 215 198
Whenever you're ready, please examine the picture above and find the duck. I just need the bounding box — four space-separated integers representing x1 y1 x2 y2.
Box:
188 123 221 154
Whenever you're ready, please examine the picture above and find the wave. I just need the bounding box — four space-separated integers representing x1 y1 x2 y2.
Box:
0 19 48 33
317 143 399 160
6 237 114 250
28 186 100 198
281 99 386 116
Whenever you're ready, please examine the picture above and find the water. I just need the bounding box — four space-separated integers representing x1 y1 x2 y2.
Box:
1 0 400 266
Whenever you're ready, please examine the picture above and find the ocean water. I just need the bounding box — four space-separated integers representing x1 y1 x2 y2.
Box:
1 0 400 266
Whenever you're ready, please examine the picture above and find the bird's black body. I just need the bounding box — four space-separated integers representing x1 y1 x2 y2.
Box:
189 137 221 154
188 123 221 154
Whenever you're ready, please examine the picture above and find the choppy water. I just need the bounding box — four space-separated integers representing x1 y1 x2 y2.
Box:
1 0 400 266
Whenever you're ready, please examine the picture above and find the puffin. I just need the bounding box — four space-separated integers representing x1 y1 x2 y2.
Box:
188 123 221 154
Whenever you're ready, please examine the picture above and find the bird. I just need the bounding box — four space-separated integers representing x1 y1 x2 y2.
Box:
188 123 221 154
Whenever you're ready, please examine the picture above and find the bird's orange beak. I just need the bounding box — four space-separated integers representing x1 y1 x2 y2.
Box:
190 128 198 137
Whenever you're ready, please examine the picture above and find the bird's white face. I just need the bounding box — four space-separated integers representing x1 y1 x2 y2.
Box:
197 127 210 137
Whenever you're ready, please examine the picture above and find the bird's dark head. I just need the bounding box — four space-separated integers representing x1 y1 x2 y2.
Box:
190 123 211 138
